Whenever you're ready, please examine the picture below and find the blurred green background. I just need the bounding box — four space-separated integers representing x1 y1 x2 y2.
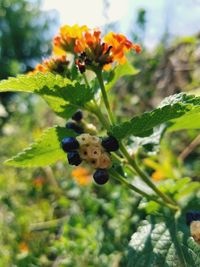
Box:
0 0 200 266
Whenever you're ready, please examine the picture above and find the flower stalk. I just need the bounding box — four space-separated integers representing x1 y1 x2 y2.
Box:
95 69 115 125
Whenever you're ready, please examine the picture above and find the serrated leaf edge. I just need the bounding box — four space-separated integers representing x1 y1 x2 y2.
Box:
4 126 65 167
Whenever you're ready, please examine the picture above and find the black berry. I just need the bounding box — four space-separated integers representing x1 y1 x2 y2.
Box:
72 110 83 121
186 211 200 225
61 137 79 152
66 122 83 134
101 136 119 152
93 169 109 185
67 151 82 166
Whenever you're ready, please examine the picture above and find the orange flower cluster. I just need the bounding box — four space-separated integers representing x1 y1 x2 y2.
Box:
30 55 69 75
104 32 141 65
71 166 92 186
53 24 141 72
53 25 89 54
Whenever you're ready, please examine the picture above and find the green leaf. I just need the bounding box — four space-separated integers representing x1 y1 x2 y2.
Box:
0 72 69 93
111 93 200 139
130 125 166 154
105 61 139 91
4 126 76 167
128 219 200 267
175 181 200 201
168 108 200 132
0 73 94 118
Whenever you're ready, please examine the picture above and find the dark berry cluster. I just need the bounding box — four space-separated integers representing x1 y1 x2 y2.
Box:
101 135 119 152
61 132 119 185
186 211 200 225
66 110 84 134
61 137 82 166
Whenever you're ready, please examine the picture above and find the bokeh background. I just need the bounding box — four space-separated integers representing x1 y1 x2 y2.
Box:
0 0 200 266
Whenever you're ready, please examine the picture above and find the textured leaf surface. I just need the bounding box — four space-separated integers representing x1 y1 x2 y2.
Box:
105 61 139 91
128 220 200 267
4 126 76 167
168 108 200 132
0 72 69 93
111 94 200 139
0 73 94 118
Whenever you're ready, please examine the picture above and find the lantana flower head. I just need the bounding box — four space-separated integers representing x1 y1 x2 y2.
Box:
104 32 142 65
29 55 69 75
53 24 141 73
53 24 89 54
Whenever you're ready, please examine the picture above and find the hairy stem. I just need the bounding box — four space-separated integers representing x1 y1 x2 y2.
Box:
119 142 178 209
95 70 115 125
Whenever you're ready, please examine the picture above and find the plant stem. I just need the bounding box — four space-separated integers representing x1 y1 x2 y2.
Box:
95 70 115 125
110 169 178 210
178 133 200 161
29 216 68 232
91 74 178 211
111 153 137 175
119 142 178 208
111 152 126 164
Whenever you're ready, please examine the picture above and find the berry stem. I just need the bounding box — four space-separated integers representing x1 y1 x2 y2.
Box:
111 152 127 164
110 169 178 211
119 142 179 209
95 70 115 125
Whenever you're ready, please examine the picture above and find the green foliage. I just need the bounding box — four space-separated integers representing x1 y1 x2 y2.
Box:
0 0 57 78
128 219 200 267
130 125 166 154
4 126 76 167
105 61 139 91
168 108 200 132
111 93 200 139
0 0 57 129
0 73 95 118
0 16 200 267
157 178 200 206
0 109 143 266
0 73 68 93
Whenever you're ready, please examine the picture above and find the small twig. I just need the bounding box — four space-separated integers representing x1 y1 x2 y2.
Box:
29 216 68 232
43 166 63 195
178 134 200 161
